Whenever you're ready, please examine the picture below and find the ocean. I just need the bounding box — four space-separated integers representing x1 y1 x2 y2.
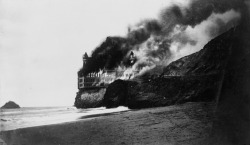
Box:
0 106 129 131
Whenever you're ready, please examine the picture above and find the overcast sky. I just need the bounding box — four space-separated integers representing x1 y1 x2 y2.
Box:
0 0 185 107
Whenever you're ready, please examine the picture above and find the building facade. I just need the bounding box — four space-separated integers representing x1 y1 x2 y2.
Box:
78 52 137 90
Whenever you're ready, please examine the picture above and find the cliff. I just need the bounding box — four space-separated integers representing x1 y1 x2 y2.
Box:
74 88 105 108
209 19 250 144
1 101 20 109
103 27 236 109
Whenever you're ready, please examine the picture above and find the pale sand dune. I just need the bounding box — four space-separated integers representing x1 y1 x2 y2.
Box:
0 102 215 145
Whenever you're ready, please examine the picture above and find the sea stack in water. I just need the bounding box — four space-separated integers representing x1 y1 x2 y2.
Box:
1 101 20 109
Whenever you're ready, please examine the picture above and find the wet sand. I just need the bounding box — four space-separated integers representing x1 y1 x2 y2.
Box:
0 106 129 131
0 102 215 145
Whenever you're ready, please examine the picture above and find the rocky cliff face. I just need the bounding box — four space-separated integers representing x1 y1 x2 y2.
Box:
103 27 237 109
162 29 233 76
74 88 105 108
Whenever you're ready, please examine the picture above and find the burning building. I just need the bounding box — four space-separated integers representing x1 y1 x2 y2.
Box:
77 51 137 90
76 0 241 93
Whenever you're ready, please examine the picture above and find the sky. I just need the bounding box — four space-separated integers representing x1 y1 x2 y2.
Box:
0 0 185 107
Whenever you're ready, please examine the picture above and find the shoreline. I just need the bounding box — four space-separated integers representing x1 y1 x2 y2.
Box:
0 102 215 145
0 106 129 131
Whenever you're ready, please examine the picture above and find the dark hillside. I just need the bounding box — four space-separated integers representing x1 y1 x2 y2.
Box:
103 27 236 109
162 28 234 76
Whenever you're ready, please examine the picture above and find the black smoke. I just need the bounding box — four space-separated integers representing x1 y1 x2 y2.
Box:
127 19 162 44
79 0 245 76
79 37 129 76
160 0 244 29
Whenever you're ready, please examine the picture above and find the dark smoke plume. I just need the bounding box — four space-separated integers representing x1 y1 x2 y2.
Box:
79 0 244 76
159 0 244 34
127 19 162 44
79 37 129 76
152 0 243 59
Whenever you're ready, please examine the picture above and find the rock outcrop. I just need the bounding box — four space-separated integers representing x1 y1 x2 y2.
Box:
103 80 129 108
104 74 221 109
1 101 20 109
103 26 236 109
74 88 105 109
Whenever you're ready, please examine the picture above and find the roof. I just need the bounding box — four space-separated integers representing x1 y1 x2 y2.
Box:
83 52 89 59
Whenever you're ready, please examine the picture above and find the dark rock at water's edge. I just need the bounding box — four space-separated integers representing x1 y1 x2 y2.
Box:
1 101 20 109
104 74 221 109
103 80 138 108
74 88 106 109
103 26 236 109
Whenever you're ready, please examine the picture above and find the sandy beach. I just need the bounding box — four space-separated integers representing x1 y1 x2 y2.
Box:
0 102 215 145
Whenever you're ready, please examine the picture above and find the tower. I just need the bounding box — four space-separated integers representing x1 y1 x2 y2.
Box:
82 52 88 67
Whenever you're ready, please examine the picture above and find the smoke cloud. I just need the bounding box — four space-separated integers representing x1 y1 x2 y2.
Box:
79 0 244 77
